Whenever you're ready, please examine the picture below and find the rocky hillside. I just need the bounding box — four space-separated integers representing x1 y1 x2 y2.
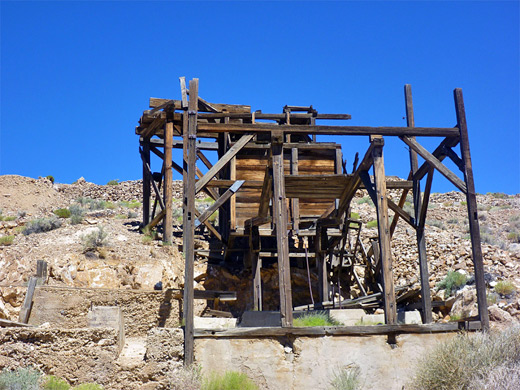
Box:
0 174 519 325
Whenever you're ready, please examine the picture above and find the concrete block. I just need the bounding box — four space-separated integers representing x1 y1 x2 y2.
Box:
240 311 282 327
398 310 423 325
194 316 237 330
329 309 365 325
87 306 125 353
361 314 385 325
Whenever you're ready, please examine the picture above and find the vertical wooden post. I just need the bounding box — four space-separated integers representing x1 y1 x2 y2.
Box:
230 156 237 230
290 148 299 232
315 222 328 304
252 254 262 311
454 88 489 330
183 78 198 364
180 77 189 233
372 137 397 325
404 85 432 324
142 138 151 226
271 132 293 326
163 122 173 244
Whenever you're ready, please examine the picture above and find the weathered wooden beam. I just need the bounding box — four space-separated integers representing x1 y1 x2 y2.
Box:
144 138 219 151
290 148 300 232
183 78 198 365
418 167 434 231
405 84 432 324
18 277 38 323
372 139 397 325
197 112 351 120
195 181 245 228
140 113 166 138
195 134 254 194
144 209 166 231
142 139 151 226
271 133 293 327
401 136 467 193
387 198 415 229
150 97 251 113
455 88 489 331
198 123 460 137
258 165 273 218
163 122 174 244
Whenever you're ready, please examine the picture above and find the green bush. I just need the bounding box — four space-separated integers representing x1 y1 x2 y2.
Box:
46 175 55 184
426 219 445 230
0 367 40 390
366 220 377 229
53 208 71 218
495 280 516 296
0 236 14 246
202 371 257 390
507 232 520 243
71 384 103 390
349 212 360 220
42 375 70 390
82 227 108 251
119 200 141 209
106 180 119 186
69 205 84 225
293 312 340 327
23 217 62 235
329 365 362 390
408 327 520 390
436 271 467 297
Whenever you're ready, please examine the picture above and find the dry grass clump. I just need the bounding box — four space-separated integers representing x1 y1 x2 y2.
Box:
202 371 257 390
494 280 516 296
408 327 520 390
329 364 362 390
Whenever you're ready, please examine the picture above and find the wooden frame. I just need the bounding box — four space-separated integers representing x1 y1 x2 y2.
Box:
135 79 489 363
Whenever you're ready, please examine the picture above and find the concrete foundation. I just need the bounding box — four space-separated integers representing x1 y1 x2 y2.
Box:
195 332 454 390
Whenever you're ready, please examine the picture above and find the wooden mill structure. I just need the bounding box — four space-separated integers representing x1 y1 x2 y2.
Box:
136 78 488 363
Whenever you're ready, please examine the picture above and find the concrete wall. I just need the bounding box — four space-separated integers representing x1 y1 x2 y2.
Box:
195 333 454 390
28 286 181 336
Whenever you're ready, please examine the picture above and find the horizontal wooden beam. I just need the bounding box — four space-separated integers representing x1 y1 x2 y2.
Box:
198 123 460 137
150 97 251 113
194 322 481 338
197 113 351 120
144 138 219 151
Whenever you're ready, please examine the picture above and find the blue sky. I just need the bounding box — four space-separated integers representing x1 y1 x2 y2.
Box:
1 1 519 194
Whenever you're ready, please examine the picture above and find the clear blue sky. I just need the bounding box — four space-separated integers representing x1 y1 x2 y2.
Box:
1 1 519 194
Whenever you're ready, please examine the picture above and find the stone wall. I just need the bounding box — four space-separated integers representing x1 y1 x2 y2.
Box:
28 286 181 336
195 333 455 390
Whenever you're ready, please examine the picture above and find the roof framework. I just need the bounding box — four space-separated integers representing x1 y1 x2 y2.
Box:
136 79 488 364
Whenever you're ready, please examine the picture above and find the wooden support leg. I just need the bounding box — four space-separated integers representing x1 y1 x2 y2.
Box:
271 132 293 327
290 148 299 232
142 138 151 226
315 223 328 304
163 122 173 244
183 78 198 365
454 88 490 330
404 85 432 324
252 253 262 311
372 138 397 325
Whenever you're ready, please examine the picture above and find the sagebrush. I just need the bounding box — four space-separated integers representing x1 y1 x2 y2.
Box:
23 217 62 235
202 371 257 390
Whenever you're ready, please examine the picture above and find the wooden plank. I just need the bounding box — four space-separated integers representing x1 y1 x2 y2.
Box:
418 167 434 231
0 318 33 328
195 181 244 227
401 136 467 193
150 97 251 113
198 112 351 120
144 209 166 230
163 122 173 244
145 138 219 151
290 148 300 232
194 322 477 337
271 133 293 327
230 157 237 230
198 123 460 137
252 253 262 311
445 146 465 172
142 139 151 226
183 78 198 365
372 141 397 325
454 88 489 330
195 134 255 194
179 77 188 109
18 277 38 323
387 198 415 228
405 84 432 324
258 165 272 218
140 113 166 138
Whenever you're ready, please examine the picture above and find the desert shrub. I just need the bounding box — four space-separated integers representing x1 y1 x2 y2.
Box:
426 219 445 230
0 236 14 246
469 362 520 390
53 208 71 219
82 227 108 251
46 175 55 184
490 192 508 199
167 365 202 390
329 365 362 390
436 271 467 296
119 200 140 209
495 280 516 296
202 371 257 390
507 232 520 243
75 198 109 211
0 367 40 390
71 384 103 390
408 327 520 390
127 211 138 219
356 196 373 206
349 212 360 220
366 220 377 229
106 179 119 186
0 213 16 221
447 218 458 225
69 205 84 225
23 217 62 235
487 292 499 305
42 375 70 390
293 312 340 327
